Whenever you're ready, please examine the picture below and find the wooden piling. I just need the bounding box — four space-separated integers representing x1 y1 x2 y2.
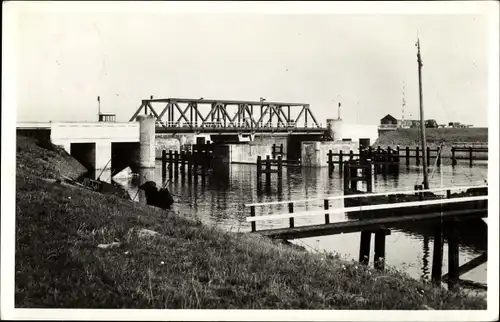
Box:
426 146 431 166
174 151 179 178
431 223 443 284
265 155 271 187
272 144 276 159
187 152 192 183
396 146 400 162
349 150 354 161
161 150 167 180
446 222 460 289
257 156 262 179
469 146 473 167
406 146 410 166
324 199 330 224
339 150 344 174
359 231 371 265
415 146 420 165
366 163 373 193
328 150 333 175
451 147 457 166
168 150 173 180
288 202 294 228
437 147 441 167
250 206 256 232
374 230 387 271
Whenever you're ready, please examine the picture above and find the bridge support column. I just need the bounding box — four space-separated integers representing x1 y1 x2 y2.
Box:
138 115 156 168
95 141 112 171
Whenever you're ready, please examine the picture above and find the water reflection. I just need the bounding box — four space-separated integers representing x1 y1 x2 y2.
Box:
113 161 487 283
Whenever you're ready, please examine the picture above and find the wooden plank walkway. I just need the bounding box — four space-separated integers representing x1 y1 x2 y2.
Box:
247 195 487 222
253 208 487 240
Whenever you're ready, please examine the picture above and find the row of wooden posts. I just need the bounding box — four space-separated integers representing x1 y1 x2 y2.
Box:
327 145 487 174
160 148 214 184
256 155 283 192
249 159 486 289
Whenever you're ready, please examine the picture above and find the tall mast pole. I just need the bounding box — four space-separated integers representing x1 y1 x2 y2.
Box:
416 37 429 189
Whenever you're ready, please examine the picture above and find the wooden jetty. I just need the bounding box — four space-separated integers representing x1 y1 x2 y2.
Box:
245 184 488 289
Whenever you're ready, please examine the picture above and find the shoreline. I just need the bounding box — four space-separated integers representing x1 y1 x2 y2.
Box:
14 135 487 309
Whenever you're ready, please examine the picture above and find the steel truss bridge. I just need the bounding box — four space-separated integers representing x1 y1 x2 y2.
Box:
129 98 327 135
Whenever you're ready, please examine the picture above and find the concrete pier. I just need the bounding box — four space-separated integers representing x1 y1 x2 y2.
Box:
137 115 156 168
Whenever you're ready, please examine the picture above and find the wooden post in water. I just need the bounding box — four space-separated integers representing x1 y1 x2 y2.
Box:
374 230 387 271
328 150 333 175
288 202 294 228
339 150 344 174
277 156 283 193
187 151 192 183
161 150 167 180
359 231 371 265
174 151 179 179
431 222 443 284
446 221 460 289
349 150 354 161
272 144 276 159
343 162 349 191
426 146 431 167
180 151 186 176
366 163 373 193
265 155 271 188
437 147 441 167
257 156 262 179
168 150 173 180
415 146 420 166
469 146 473 167
193 151 199 184
250 206 256 232
396 146 401 162
406 146 410 166
324 199 330 224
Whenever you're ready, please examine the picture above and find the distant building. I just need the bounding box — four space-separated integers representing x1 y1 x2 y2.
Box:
379 114 398 130
379 114 420 130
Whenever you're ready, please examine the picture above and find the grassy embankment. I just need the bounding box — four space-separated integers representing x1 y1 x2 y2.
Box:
374 128 488 160
15 135 486 309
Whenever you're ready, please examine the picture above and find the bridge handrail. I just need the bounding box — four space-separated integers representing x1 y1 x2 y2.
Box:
246 195 488 222
244 184 488 207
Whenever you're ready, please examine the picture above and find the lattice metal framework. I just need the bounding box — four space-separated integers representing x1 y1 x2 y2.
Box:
129 98 322 133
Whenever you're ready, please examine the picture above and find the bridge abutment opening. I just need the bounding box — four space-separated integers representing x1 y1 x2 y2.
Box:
70 143 96 171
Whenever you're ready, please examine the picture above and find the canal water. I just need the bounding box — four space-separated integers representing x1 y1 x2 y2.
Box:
104 159 488 286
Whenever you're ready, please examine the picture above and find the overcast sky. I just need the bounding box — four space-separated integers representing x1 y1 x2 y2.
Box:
14 3 493 127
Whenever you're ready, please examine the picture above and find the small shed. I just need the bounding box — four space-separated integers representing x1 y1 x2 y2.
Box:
380 114 398 125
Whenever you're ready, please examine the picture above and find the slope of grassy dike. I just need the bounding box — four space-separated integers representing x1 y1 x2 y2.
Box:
374 128 488 158
15 136 486 309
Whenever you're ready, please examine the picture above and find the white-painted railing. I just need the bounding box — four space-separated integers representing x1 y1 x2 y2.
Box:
246 195 488 222
245 184 488 207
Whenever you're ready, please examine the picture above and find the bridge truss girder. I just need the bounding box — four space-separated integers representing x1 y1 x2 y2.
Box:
129 98 321 132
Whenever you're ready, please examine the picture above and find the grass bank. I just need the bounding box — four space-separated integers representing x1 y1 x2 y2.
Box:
374 128 488 158
15 136 486 309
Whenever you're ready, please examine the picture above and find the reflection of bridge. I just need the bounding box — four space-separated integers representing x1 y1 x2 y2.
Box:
129 98 327 135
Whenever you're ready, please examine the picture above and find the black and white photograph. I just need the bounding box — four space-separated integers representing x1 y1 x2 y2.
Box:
1 1 499 321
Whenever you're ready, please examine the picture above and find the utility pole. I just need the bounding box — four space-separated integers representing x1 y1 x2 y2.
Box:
97 96 101 122
416 37 429 189
338 102 341 120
